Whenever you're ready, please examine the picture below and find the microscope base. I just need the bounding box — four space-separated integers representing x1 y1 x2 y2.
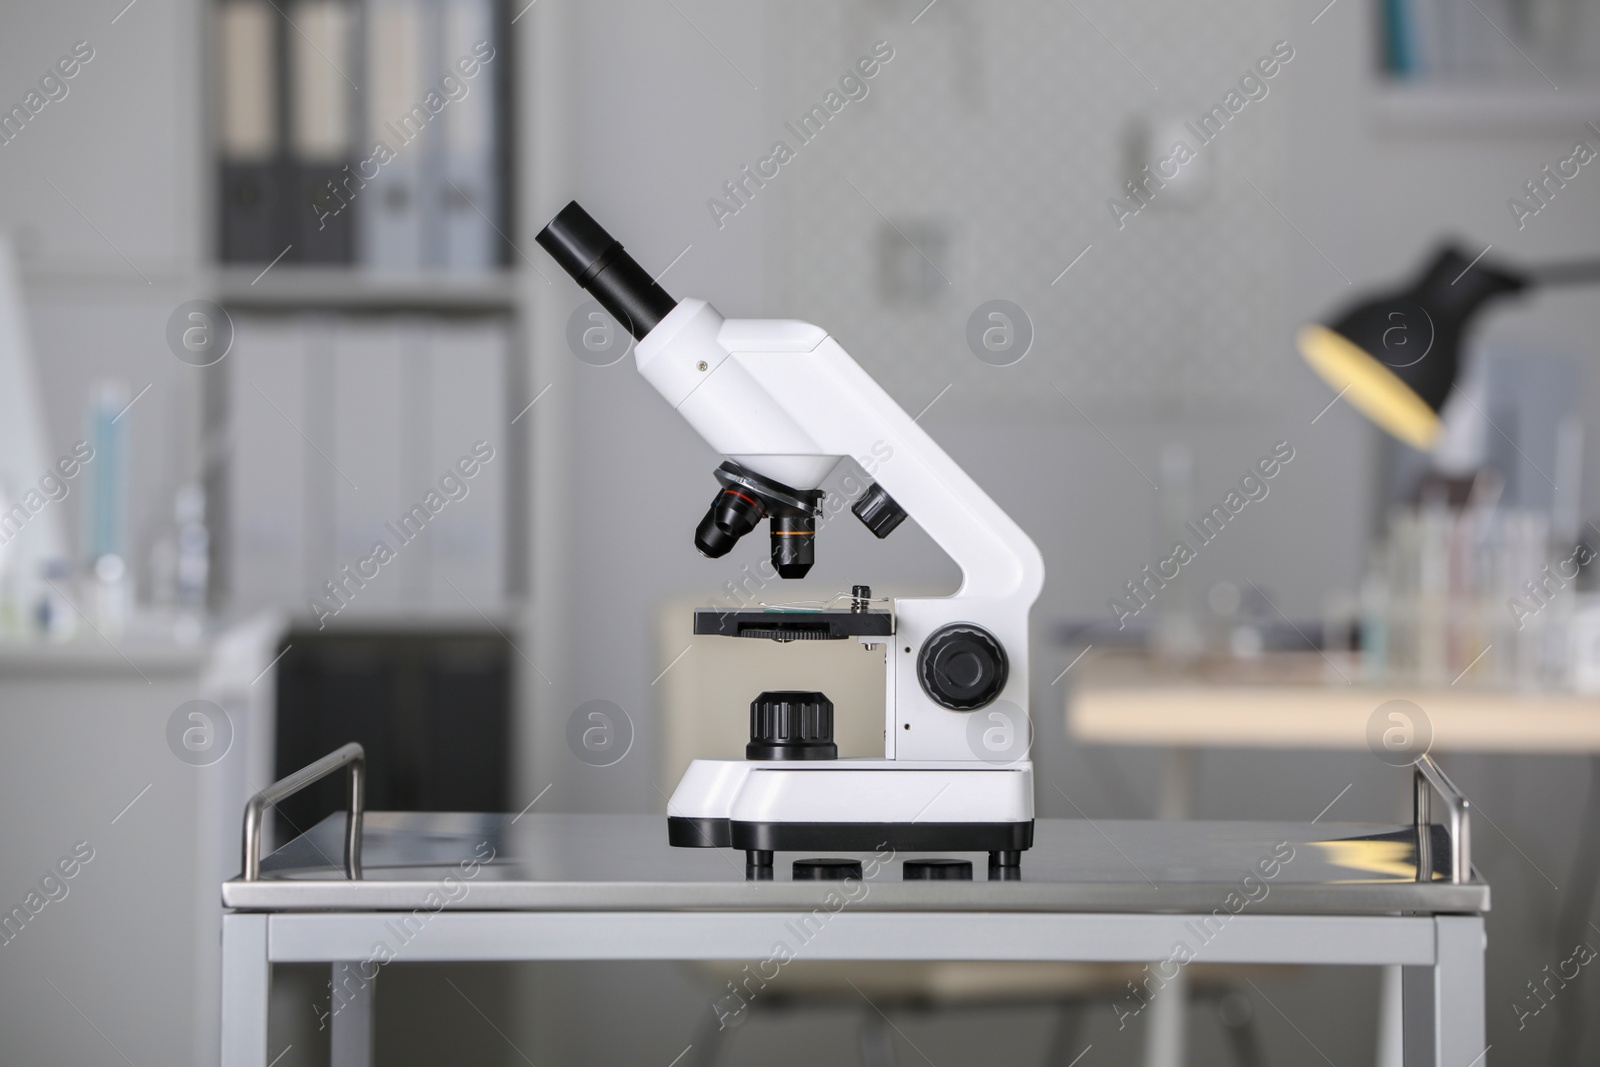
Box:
666 758 1034 861
669 816 1033 853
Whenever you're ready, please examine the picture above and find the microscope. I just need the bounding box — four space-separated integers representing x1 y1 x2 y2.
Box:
537 203 1044 875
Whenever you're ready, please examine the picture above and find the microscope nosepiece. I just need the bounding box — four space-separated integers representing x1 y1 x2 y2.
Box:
536 201 678 340
694 462 824 575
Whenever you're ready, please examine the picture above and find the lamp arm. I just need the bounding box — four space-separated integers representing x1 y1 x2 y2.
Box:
1525 257 1600 287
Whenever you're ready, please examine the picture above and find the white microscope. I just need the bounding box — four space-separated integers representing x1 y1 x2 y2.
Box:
537 203 1044 875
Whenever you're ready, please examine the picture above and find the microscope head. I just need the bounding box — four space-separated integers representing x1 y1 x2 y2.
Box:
538 202 833 579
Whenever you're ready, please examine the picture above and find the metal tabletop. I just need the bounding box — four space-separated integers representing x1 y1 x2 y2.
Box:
222 812 1488 915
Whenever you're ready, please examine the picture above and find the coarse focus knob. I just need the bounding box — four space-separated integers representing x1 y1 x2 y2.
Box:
747 691 837 760
917 624 1008 711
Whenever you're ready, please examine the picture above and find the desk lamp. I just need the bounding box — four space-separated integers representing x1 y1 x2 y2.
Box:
1297 244 1600 450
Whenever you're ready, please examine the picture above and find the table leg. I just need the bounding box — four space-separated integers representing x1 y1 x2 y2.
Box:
1378 775 1411 1067
221 914 270 1067
1402 916 1486 1067
1157 748 1198 820
1552 754 1600 1062
1142 746 1197 1067
330 961 376 1067
1143 968 1188 1067
1376 965 1404 1067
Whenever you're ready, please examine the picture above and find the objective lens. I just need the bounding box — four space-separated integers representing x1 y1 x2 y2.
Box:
694 487 764 558
770 509 815 579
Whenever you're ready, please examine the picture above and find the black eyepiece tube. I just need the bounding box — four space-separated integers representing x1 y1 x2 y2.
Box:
535 201 678 340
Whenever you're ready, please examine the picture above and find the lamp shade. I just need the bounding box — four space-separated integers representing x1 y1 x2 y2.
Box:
1297 245 1525 451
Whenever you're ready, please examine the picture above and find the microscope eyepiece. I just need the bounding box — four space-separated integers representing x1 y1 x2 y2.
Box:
535 201 678 340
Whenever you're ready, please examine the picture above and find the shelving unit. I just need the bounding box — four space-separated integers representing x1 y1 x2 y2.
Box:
1373 82 1600 132
215 266 523 313
1370 0 1600 132
200 0 532 630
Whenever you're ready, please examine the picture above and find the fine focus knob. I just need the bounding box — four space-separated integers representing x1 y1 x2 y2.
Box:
917 624 1008 711
747 691 837 760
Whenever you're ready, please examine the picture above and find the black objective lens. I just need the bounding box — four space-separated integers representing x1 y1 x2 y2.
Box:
770 509 815 579
695 487 765 559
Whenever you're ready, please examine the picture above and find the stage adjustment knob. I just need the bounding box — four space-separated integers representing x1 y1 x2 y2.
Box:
917 624 1008 711
747 690 837 760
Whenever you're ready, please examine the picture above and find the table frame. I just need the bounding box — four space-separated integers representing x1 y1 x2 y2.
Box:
220 908 1486 1067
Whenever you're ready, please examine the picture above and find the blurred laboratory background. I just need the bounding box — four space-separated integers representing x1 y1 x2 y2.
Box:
2 0 1600 1064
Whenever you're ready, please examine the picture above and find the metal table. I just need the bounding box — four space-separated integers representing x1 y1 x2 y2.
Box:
220 746 1489 1066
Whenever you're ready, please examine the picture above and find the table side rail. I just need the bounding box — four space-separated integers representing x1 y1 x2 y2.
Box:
243 743 365 881
1414 754 1471 884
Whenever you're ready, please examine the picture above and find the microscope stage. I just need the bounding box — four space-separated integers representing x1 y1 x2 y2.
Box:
693 607 893 641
